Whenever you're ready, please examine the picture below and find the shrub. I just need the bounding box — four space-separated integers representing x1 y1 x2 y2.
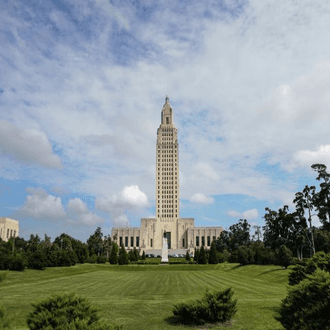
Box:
288 251 330 286
26 292 122 330
28 250 46 270
88 254 97 264
141 250 146 260
96 255 107 264
275 268 330 330
277 245 294 269
8 253 26 271
173 288 237 325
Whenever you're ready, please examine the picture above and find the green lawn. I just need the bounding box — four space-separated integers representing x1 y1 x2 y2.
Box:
0 263 290 329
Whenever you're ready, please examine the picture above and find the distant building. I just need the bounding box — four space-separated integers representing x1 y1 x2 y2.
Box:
0 218 19 242
111 98 223 254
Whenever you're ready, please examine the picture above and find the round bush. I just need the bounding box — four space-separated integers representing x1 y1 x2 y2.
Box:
275 268 330 330
173 287 237 325
27 292 100 329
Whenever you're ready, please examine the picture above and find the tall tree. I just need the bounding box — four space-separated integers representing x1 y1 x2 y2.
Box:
228 219 251 250
311 163 330 230
263 206 305 256
87 227 103 256
208 241 218 264
293 185 316 255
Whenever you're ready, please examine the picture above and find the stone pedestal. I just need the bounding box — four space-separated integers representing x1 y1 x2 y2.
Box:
161 237 168 263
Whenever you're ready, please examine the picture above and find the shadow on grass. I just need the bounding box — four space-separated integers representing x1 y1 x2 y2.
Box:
164 316 235 328
258 268 288 276
225 264 242 271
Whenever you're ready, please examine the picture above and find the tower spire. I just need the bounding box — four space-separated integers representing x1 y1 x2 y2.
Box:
165 95 169 103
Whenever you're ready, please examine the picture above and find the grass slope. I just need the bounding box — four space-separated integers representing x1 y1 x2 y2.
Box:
0 263 289 329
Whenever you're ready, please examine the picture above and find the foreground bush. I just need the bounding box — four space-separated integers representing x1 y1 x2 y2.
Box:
173 287 237 325
275 268 330 330
288 251 330 285
27 292 121 330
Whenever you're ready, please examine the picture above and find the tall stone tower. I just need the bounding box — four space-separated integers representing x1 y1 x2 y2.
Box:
156 96 179 222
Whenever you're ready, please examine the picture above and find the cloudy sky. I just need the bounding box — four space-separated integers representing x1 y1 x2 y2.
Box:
1 0 330 242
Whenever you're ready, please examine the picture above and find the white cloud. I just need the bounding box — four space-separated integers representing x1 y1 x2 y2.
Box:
0 121 62 169
67 198 104 227
16 187 66 221
95 185 149 226
289 145 330 170
227 208 259 220
227 210 241 218
242 209 259 219
190 193 214 205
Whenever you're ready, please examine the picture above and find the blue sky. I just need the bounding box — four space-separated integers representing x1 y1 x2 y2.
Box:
1 0 330 242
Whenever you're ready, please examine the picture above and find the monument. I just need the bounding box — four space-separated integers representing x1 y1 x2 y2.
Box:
111 97 223 254
161 231 169 263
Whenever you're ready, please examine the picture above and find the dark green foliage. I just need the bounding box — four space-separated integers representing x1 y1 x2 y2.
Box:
96 255 107 264
28 250 47 270
87 227 104 257
109 243 118 264
128 248 139 262
208 241 218 264
118 245 129 265
173 288 237 325
275 268 330 330
288 265 307 286
218 249 230 263
237 245 254 266
277 245 294 269
288 251 330 285
88 255 97 264
198 246 207 264
8 253 26 271
185 251 191 262
194 248 200 262
0 304 14 329
27 292 99 330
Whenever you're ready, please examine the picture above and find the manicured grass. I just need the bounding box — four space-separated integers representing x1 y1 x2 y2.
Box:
0 263 289 329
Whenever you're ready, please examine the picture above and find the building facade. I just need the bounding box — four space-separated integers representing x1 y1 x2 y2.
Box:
0 218 19 242
111 98 223 253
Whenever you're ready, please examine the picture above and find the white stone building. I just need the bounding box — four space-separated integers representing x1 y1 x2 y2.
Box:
111 98 223 254
0 218 19 242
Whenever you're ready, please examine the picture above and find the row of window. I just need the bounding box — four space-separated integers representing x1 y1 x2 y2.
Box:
119 236 140 248
0 228 17 239
195 236 216 247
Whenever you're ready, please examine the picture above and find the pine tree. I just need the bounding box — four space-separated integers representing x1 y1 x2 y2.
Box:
109 242 118 264
208 241 218 264
118 244 129 265
199 246 207 264
141 250 146 260
185 251 191 262
194 248 200 263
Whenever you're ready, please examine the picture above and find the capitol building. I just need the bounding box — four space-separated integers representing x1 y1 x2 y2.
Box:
111 98 223 254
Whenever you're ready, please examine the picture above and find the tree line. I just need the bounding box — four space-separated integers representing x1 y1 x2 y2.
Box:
1 163 330 271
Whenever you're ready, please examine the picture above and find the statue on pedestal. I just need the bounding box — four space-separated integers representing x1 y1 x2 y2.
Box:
161 231 169 263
